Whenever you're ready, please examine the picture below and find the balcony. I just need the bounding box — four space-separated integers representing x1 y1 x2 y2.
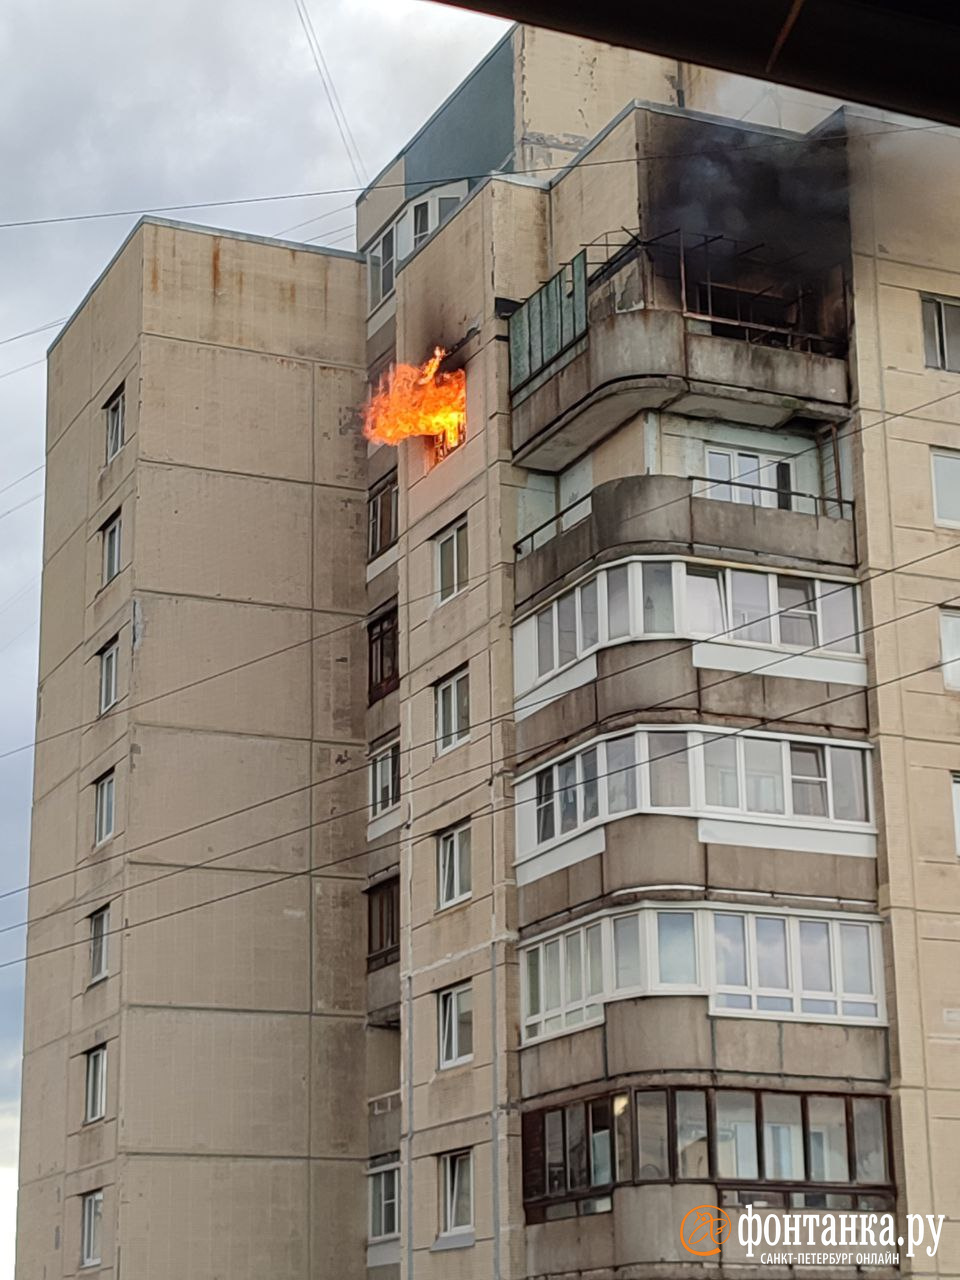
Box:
509 233 850 470
515 474 856 610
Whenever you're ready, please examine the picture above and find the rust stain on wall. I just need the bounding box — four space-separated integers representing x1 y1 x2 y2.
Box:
211 238 222 294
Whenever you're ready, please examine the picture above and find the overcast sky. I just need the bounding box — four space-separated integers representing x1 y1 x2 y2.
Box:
0 1 509 1270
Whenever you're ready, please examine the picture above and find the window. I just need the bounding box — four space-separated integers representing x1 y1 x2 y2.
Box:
706 446 792 508
89 907 108 982
941 609 960 689
437 823 471 908
368 878 399 969
922 294 960 373
932 449 960 526
99 639 119 714
413 201 430 248
441 1150 473 1234
84 1046 106 1122
105 386 124 462
369 1165 399 1240
368 609 399 703
437 520 468 602
81 1190 103 1267
94 772 115 845
435 668 469 752
520 906 884 1043
368 226 396 309
370 741 400 817
368 478 398 559
953 775 960 855
438 982 473 1067
102 514 121 585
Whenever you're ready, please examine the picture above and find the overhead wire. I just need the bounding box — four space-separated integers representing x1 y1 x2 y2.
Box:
292 0 368 185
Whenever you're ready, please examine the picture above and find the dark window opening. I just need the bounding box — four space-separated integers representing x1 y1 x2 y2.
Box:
368 608 399 703
368 477 399 561
367 878 399 970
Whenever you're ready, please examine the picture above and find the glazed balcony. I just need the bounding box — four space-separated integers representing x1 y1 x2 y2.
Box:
509 232 850 470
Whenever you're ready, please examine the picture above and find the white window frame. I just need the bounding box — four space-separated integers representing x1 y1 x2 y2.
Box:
89 906 109 982
941 608 960 689
438 981 473 1069
369 741 400 817
368 1164 400 1241
99 639 119 714
105 387 124 463
84 1045 107 1123
440 1149 473 1235
704 445 793 508
519 903 885 1045
94 772 115 845
522 727 873 857
437 822 471 909
102 514 122 585
81 1189 103 1268
953 775 960 856
436 519 469 604
435 668 470 754
931 449 960 528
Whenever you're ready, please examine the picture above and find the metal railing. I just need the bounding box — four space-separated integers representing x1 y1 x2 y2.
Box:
508 251 587 393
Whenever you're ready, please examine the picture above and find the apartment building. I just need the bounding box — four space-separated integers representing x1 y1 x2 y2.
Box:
16 21 960 1280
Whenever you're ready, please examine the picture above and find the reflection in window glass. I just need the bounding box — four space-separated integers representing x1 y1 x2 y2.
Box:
730 570 772 642
580 578 599 649
744 738 785 813
830 746 868 822
536 771 555 843
763 1093 804 1180
821 584 858 653
557 759 578 834
778 576 818 646
566 1104 588 1189
790 744 828 817
607 566 630 638
613 915 641 988
537 610 555 677
808 1096 849 1182
755 916 790 990
590 1099 612 1186
840 923 873 995
636 1091 669 1179
716 1091 759 1179
704 734 738 808
715 914 747 986
581 748 599 822
642 562 674 633
558 592 577 666
706 449 734 503
932 450 960 526
686 568 725 635
658 913 696 984
546 1110 565 1192
853 1097 888 1184
648 733 690 807
606 736 637 813
676 1091 709 1178
799 920 836 1014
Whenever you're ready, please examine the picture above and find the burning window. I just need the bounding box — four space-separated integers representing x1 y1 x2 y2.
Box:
362 348 466 462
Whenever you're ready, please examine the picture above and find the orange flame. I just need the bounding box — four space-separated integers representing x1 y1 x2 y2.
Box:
363 347 466 450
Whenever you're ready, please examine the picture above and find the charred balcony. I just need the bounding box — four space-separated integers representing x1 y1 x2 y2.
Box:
509 230 851 470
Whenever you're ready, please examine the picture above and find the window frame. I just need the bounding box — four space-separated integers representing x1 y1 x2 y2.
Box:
94 771 115 846
104 386 125 463
953 774 960 856
84 1045 107 1123
941 607 960 689
368 1163 400 1242
367 878 400 970
437 821 471 910
436 519 469 604
101 513 122 585
704 445 793 509
89 906 109 983
368 476 399 560
81 1189 103 1268
438 981 473 1069
368 607 400 704
435 667 470 754
99 638 119 714
369 741 401 818
440 1149 474 1236
922 293 960 373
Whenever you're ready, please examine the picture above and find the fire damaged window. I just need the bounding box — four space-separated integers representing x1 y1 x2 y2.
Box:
521 1088 893 1220
922 294 960 373
367 878 399 969
368 607 399 703
368 477 398 560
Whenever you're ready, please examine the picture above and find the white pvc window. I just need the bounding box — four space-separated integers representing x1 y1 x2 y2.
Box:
953 775 960 855
84 1045 106 1122
437 520 468 602
437 822 471 908
520 906 884 1044
441 1150 473 1234
89 906 109 982
526 729 871 853
705 446 792 508
932 449 960 527
102 514 122 585
941 609 960 689
81 1190 103 1267
105 387 124 462
370 742 400 817
99 639 119 714
368 225 395 309
369 1165 399 1240
94 772 115 845
436 668 469 752
439 982 473 1068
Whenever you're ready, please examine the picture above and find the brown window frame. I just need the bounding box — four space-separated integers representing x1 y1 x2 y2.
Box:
367 878 399 970
368 607 399 704
521 1085 894 1223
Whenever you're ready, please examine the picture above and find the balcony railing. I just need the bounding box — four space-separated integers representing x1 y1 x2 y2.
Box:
508 251 587 393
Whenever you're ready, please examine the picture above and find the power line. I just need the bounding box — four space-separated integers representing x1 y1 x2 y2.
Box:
0 643 951 973
272 201 355 238
0 463 44 498
0 318 67 347
0 118 942 234
0 357 45 381
0 492 42 523
292 0 368 185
